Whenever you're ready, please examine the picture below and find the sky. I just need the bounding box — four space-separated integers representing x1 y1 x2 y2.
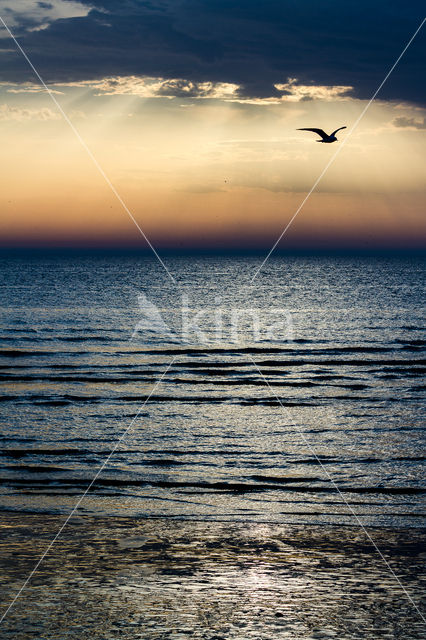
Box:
0 0 425 251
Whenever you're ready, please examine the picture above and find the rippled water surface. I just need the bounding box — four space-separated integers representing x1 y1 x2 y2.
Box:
0 514 424 639
0 253 424 525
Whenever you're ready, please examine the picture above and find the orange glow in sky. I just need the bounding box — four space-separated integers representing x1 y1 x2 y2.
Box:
0 82 425 250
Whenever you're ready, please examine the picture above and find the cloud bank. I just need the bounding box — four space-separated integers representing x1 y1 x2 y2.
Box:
0 1 424 104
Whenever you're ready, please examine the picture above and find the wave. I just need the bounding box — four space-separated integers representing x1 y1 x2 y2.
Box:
0 374 372 390
172 358 425 368
1 448 424 464
0 393 321 406
0 447 94 457
3 465 65 472
0 475 423 495
0 349 89 357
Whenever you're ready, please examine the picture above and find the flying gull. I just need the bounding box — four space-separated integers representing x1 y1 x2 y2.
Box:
297 126 347 143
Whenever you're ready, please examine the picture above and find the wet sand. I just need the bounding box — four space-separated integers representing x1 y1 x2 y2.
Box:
0 513 424 639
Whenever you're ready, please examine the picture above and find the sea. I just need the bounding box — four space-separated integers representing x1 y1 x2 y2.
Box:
0 252 424 527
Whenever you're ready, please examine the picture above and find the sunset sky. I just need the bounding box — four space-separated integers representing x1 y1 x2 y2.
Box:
0 1 425 250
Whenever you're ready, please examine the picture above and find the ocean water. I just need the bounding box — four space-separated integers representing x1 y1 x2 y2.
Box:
0 252 424 526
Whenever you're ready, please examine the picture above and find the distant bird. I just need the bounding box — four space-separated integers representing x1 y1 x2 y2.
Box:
297 126 347 143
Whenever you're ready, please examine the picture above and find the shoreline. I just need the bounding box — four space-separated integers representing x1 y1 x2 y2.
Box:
1 513 424 639
0 506 425 528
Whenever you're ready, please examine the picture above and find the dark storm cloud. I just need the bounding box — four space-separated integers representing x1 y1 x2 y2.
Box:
0 0 425 103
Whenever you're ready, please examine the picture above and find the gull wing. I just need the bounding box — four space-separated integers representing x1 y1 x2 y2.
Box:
297 128 328 140
330 126 347 137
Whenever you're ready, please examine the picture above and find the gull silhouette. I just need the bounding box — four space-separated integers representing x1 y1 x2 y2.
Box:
297 126 347 143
